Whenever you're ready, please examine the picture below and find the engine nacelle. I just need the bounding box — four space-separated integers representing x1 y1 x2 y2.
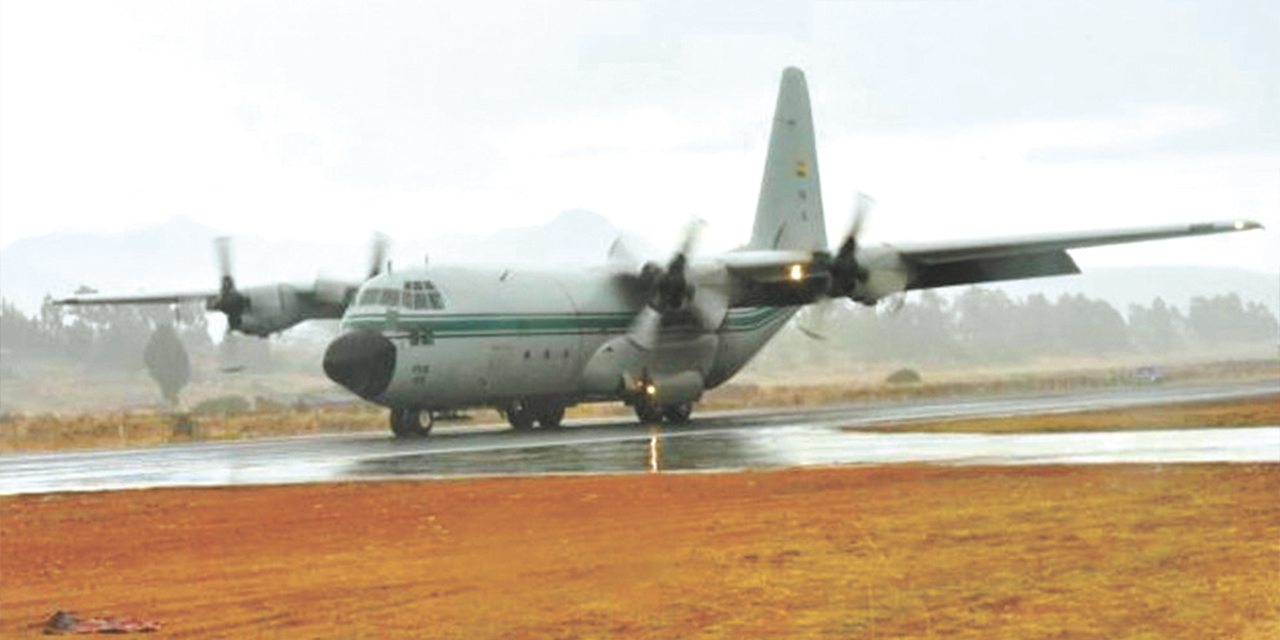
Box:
236 284 307 337
581 333 718 399
845 245 909 305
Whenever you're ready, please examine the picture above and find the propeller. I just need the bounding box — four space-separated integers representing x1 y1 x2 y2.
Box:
796 297 847 341
626 218 728 349
829 192 875 299
607 236 645 274
315 232 393 306
365 232 390 280
209 236 250 332
800 192 910 340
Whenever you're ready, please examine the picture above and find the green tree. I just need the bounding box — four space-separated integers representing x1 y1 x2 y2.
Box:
1128 298 1185 353
144 323 191 405
1188 294 1279 343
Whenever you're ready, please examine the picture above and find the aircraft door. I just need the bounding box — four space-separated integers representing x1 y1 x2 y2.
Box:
483 344 518 398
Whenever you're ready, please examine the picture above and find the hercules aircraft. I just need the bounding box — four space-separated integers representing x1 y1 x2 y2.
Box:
59 67 1261 438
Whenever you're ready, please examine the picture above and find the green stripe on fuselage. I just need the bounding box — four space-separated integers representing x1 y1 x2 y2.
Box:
341 306 791 338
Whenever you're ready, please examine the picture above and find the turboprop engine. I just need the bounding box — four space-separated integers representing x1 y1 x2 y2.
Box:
824 193 909 305
208 234 389 337
612 219 731 351
221 283 308 337
581 331 718 403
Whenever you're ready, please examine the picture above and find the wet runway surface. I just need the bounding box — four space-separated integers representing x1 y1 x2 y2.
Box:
2 381 1277 495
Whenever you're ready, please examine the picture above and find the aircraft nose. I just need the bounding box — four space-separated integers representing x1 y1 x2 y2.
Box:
323 330 396 400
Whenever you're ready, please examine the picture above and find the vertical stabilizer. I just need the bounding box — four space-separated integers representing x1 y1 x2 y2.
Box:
748 67 827 251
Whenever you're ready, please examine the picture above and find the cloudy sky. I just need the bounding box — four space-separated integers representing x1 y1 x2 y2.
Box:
2 0 1276 271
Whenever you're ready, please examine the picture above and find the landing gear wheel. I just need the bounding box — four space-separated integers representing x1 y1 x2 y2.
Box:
662 403 693 424
634 397 663 423
506 401 536 431
390 408 433 439
536 404 565 429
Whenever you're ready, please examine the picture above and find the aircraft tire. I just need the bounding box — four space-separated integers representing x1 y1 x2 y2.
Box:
536 404 565 429
507 401 536 431
662 403 692 424
390 408 433 439
634 398 663 423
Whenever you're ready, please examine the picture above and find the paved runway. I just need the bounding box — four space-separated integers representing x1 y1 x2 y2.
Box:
2 381 1276 495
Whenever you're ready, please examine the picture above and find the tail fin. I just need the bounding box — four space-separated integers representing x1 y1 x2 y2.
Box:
748 67 827 251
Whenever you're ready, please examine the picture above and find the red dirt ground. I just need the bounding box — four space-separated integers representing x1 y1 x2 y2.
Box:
3 464 1277 639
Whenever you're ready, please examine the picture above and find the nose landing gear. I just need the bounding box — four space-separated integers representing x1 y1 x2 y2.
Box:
390 408 433 439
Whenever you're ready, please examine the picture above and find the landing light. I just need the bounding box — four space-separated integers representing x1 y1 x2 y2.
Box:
645 384 657 396
788 264 805 281
1233 220 1246 230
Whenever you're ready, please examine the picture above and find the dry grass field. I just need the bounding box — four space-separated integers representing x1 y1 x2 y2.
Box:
0 403 389 453
2 464 1276 639
2 360 1276 453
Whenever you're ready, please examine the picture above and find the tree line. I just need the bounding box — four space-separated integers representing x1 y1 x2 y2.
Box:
769 289 1278 368
0 296 212 371
2 289 1276 374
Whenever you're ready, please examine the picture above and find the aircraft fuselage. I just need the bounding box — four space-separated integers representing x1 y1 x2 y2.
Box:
326 264 795 420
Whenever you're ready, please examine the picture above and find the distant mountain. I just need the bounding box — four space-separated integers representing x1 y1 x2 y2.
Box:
0 210 657 314
397 208 659 270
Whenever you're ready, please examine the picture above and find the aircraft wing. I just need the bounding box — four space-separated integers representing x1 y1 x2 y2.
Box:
715 219 1262 305
891 219 1261 290
54 279 357 336
53 290 219 306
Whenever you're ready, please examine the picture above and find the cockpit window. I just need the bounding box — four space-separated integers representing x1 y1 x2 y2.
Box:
404 281 446 310
356 281 446 310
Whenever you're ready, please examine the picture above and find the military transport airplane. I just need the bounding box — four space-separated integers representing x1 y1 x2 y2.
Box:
58 67 1262 438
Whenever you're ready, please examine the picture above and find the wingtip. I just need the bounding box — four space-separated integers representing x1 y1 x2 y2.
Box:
1232 219 1263 231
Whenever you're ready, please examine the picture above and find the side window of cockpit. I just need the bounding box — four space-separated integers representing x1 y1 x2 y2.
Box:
378 288 400 307
358 288 380 306
424 282 445 309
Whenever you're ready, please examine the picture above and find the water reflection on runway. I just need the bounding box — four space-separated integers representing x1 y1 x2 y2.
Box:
349 425 1280 479
2 381 1277 495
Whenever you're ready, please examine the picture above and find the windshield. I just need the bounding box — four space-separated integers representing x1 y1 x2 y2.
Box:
356 280 446 310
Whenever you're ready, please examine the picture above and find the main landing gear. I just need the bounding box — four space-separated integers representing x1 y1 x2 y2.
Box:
633 396 693 424
390 408 433 439
504 399 565 431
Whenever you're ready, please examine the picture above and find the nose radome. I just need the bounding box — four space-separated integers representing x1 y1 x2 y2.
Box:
323 330 396 400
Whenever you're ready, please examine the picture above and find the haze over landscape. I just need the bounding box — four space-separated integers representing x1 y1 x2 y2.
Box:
2 210 1275 415
1 0 1275 413
2 1 1276 271
0 211 1275 319
4 8 1279 640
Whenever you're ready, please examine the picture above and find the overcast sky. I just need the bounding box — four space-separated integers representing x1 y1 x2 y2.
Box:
2 0 1276 271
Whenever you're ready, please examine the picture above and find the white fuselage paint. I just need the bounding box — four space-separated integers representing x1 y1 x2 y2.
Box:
339 264 795 411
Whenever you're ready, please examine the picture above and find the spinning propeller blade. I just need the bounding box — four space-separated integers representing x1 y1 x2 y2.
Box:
625 218 729 349
209 237 249 331
831 192 875 296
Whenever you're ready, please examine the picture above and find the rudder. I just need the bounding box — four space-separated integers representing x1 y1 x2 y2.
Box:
748 67 827 252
